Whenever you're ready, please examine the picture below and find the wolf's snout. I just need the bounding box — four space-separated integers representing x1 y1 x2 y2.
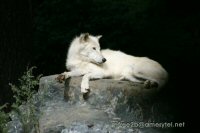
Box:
102 58 106 63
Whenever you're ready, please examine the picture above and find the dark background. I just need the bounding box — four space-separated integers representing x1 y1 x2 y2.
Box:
0 0 199 132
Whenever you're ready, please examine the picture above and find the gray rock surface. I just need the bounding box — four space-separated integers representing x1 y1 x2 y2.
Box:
65 77 158 104
7 75 173 133
64 77 161 121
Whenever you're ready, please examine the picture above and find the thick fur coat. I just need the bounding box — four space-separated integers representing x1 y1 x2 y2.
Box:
62 33 168 93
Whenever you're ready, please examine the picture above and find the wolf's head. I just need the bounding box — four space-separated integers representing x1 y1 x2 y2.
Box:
77 33 106 64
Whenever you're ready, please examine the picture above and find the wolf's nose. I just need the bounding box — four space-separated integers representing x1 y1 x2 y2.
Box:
102 58 106 63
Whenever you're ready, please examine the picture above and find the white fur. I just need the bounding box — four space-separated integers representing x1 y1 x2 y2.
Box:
63 33 168 93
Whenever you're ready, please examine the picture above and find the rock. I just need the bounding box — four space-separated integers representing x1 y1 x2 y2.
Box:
64 77 161 121
7 75 173 133
65 77 158 106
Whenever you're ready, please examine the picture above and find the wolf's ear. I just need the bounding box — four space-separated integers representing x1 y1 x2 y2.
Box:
80 33 90 43
96 35 102 40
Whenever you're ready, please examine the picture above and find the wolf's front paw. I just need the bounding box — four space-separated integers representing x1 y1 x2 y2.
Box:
56 72 70 83
56 74 65 83
81 82 89 93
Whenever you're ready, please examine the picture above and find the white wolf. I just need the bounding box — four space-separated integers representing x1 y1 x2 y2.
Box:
60 33 168 93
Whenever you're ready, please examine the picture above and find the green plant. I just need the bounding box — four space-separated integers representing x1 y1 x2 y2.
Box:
0 104 9 133
9 67 42 133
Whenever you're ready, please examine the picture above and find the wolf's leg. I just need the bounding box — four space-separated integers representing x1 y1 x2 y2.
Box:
62 70 85 79
124 75 143 84
133 71 158 89
81 72 105 93
121 66 143 84
125 74 158 89
124 75 158 88
57 70 85 82
63 69 87 79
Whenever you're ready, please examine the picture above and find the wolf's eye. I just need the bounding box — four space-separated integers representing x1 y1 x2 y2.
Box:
93 47 96 50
